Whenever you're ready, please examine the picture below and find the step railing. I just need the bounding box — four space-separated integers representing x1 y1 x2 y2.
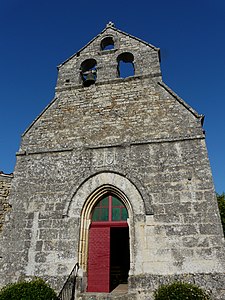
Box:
58 263 79 300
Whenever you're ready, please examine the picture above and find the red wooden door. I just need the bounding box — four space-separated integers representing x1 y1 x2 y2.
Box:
87 226 110 292
87 194 129 292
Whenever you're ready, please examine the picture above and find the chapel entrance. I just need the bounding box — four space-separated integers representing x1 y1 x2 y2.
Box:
110 227 130 291
87 194 130 293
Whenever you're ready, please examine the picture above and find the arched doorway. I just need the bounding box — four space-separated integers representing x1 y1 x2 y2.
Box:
87 193 130 293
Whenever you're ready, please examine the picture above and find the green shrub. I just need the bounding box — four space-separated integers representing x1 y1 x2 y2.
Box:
217 193 225 236
0 278 58 300
154 281 210 300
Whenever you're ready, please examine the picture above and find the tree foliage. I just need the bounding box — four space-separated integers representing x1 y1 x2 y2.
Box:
154 281 210 300
217 192 225 236
0 278 58 300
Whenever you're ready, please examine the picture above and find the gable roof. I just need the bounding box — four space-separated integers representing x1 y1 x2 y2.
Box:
158 81 204 124
58 22 160 68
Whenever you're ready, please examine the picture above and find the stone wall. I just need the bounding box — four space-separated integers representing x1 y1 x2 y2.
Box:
76 273 225 299
128 273 225 300
56 24 161 89
0 172 13 232
0 24 224 299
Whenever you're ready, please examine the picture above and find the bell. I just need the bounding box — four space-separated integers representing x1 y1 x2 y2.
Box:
83 72 96 87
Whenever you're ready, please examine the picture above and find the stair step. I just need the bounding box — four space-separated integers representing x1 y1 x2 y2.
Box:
111 284 128 294
76 284 137 299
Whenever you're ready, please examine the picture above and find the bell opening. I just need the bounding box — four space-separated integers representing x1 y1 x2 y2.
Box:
80 59 97 87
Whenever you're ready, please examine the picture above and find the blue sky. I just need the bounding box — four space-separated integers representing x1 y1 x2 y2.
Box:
0 0 224 193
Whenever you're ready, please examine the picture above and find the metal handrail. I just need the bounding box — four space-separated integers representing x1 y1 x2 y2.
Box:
58 263 79 300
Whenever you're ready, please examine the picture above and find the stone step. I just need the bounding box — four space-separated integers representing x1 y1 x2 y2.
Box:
76 284 137 300
111 284 128 294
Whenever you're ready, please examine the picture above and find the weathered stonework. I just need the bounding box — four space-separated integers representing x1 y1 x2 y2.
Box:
0 172 13 232
0 23 224 299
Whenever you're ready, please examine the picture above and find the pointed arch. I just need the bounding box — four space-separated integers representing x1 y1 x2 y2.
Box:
79 184 133 276
66 172 146 278
81 184 132 225
66 172 146 220
82 187 130 292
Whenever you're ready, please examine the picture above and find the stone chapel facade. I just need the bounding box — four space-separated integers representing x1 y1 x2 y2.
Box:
0 23 225 299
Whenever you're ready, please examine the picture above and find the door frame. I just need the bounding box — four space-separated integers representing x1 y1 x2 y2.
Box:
87 221 130 292
78 185 133 292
